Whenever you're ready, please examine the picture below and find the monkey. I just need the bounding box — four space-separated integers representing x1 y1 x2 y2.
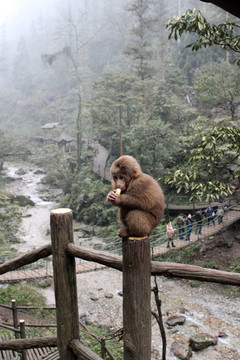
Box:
107 155 165 237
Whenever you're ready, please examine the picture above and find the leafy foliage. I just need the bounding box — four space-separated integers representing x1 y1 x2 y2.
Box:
162 126 240 202
167 9 240 65
0 192 22 246
124 0 155 80
58 163 116 226
193 62 240 119
155 242 200 263
0 284 46 306
229 258 240 273
82 325 123 360
91 71 142 155
124 119 180 178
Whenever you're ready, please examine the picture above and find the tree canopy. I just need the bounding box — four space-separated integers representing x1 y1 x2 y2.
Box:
163 126 240 202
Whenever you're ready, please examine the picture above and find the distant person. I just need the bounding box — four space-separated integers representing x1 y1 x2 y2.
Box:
216 202 224 224
195 209 202 234
205 205 215 226
177 213 185 240
186 214 194 241
166 221 176 248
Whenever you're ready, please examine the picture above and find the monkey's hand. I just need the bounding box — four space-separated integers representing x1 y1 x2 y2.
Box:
107 191 117 203
117 227 129 237
107 191 121 206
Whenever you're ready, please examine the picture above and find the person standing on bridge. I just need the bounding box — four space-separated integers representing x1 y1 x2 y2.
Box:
216 202 224 224
177 213 185 240
206 205 215 226
186 214 194 241
166 221 176 248
195 209 202 234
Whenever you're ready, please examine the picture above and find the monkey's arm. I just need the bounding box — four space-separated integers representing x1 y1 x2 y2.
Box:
107 190 148 210
116 193 155 211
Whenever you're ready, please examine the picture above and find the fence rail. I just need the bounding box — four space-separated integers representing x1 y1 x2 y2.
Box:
0 207 239 359
0 202 239 284
0 299 58 359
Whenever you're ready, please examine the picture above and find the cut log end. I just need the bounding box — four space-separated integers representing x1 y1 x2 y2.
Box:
51 208 72 215
128 236 148 241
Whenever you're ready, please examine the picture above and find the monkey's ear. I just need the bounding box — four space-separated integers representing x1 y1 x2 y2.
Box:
133 167 140 177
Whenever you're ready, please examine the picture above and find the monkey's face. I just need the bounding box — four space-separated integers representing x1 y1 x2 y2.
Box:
112 173 130 193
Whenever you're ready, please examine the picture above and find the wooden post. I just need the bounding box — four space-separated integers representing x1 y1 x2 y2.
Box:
51 208 79 360
11 299 20 339
19 320 27 360
122 236 151 360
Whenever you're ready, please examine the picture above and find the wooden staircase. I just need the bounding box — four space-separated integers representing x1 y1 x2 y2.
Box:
0 334 59 360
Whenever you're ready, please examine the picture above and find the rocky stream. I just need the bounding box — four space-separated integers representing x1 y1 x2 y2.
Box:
2 163 240 360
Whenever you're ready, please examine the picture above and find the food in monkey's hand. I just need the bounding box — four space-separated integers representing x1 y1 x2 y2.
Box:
115 188 121 195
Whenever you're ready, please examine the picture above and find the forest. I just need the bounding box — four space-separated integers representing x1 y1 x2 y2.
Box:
0 0 240 230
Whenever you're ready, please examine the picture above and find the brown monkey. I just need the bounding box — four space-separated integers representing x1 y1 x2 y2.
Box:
107 155 165 237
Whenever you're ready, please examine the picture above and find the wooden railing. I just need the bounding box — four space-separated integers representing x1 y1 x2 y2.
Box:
0 300 57 359
0 208 239 359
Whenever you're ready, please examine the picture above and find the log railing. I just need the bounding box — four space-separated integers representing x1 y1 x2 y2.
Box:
0 208 239 359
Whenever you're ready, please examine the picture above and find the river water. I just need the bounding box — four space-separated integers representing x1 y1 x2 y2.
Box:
3 163 55 253
2 163 240 359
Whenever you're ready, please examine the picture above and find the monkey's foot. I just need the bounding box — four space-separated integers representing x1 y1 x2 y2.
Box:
117 227 129 237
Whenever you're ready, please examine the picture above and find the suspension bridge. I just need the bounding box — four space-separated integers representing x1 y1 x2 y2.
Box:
152 203 240 257
0 203 239 284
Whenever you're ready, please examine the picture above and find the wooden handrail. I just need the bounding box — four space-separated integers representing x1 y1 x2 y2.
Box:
0 323 20 333
0 336 57 350
0 245 52 274
66 243 240 286
0 242 239 286
151 261 240 285
66 243 122 271
70 339 103 360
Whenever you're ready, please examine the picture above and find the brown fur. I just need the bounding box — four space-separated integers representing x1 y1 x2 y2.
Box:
107 155 165 237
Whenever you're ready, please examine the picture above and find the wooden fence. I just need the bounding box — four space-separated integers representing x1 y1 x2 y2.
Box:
0 300 57 359
0 208 239 359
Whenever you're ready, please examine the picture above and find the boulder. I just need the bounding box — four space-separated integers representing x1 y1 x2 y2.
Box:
104 293 113 299
171 341 192 360
189 332 217 351
166 315 186 327
10 195 35 207
15 168 27 175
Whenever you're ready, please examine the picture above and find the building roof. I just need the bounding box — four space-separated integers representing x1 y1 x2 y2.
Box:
201 0 240 18
53 134 74 143
41 122 61 130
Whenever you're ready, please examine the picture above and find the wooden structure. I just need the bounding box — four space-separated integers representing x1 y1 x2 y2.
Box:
0 209 239 358
53 134 74 153
0 319 58 359
41 123 61 135
51 209 79 360
40 123 65 146
122 236 151 359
